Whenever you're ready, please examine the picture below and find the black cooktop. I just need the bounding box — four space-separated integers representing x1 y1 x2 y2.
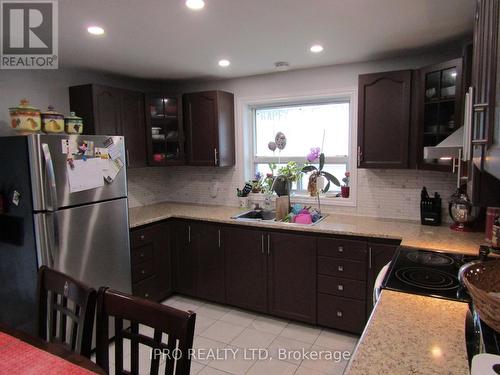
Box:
383 247 477 302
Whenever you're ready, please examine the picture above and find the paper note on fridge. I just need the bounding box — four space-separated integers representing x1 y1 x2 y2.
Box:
66 158 104 193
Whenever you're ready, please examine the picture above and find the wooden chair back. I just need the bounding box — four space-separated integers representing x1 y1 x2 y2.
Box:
36 265 97 358
95 288 196 375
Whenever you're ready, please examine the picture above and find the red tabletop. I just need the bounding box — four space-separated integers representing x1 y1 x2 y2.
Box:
0 325 104 374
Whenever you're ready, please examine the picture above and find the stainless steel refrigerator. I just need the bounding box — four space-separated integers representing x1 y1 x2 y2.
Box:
0 134 131 335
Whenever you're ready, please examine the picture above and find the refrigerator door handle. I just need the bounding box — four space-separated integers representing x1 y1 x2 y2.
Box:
34 213 58 268
41 143 58 211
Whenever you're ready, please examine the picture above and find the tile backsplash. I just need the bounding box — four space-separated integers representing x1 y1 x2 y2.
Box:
128 167 456 222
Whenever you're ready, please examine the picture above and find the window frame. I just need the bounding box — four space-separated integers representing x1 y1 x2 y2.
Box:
251 98 352 194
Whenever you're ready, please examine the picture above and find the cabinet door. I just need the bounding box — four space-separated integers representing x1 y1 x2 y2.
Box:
183 92 218 166
195 223 225 303
130 222 172 301
172 221 197 296
121 90 147 168
358 70 412 168
418 59 464 171
94 86 122 135
224 227 267 313
268 232 316 324
365 243 397 318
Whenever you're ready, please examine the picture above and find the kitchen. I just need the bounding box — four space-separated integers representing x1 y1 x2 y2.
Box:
0 0 499 374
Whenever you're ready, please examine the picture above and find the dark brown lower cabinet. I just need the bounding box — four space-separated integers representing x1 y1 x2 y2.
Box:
224 227 268 313
267 232 316 324
196 223 225 303
366 243 398 318
317 294 366 333
130 222 171 301
172 221 197 296
168 219 399 333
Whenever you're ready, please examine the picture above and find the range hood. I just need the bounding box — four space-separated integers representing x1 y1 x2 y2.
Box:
423 126 464 160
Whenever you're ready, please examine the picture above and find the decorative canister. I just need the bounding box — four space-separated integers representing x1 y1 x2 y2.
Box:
8 99 41 132
64 112 83 134
41 105 64 133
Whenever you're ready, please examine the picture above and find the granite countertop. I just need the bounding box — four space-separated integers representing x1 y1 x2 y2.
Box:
128 201 484 255
345 290 470 375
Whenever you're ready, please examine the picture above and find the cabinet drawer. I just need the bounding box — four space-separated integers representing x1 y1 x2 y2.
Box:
131 244 153 265
317 293 366 334
132 275 157 301
317 275 366 300
318 238 367 261
318 256 366 280
130 226 160 248
132 259 155 283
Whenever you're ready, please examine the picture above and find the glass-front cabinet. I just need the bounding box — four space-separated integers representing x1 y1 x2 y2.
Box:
145 94 184 166
419 58 464 170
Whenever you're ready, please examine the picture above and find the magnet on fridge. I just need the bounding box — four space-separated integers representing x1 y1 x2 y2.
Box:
12 190 20 206
103 137 114 148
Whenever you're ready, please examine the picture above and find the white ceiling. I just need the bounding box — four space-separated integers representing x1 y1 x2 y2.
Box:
59 0 475 80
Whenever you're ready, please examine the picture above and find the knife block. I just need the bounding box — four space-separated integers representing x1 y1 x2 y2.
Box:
275 196 290 222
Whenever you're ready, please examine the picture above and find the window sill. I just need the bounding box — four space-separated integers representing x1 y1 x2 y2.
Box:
248 192 356 207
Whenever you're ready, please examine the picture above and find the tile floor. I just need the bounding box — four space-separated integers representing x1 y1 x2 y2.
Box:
94 294 359 375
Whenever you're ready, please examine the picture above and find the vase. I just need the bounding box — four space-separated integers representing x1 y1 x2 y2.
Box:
273 176 291 197
341 186 350 198
307 173 318 197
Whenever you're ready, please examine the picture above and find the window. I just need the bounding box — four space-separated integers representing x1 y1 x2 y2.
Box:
253 100 350 193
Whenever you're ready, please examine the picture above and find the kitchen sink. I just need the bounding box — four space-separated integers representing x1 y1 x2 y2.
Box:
231 210 328 226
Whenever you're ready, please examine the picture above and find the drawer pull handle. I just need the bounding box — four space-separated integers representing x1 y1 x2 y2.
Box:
140 234 145 240
338 265 344 272
337 310 343 318
337 284 344 291
338 246 344 253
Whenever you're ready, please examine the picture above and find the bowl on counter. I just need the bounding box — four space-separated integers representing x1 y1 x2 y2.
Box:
462 260 500 332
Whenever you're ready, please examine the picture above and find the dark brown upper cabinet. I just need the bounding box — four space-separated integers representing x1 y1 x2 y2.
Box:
69 84 147 168
145 94 185 166
417 58 464 171
466 0 500 206
183 91 235 167
358 70 413 169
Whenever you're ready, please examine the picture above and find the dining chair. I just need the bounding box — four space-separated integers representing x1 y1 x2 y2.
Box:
95 287 196 375
36 265 97 358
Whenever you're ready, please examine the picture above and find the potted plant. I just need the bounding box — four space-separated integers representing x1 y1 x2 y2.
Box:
273 161 302 196
301 148 340 196
341 171 350 198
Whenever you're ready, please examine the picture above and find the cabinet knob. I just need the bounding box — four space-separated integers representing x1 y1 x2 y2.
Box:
145 293 149 298
140 253 144 258
337 284 344 291
338 246 344 253
140 234 145 240
337 310 343 318
338 265 344 272
141 270 145 274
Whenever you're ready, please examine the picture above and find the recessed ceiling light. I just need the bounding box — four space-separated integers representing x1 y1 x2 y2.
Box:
87 26 104 35
218 59 230 67
185 0 205 10
310 44 324 53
